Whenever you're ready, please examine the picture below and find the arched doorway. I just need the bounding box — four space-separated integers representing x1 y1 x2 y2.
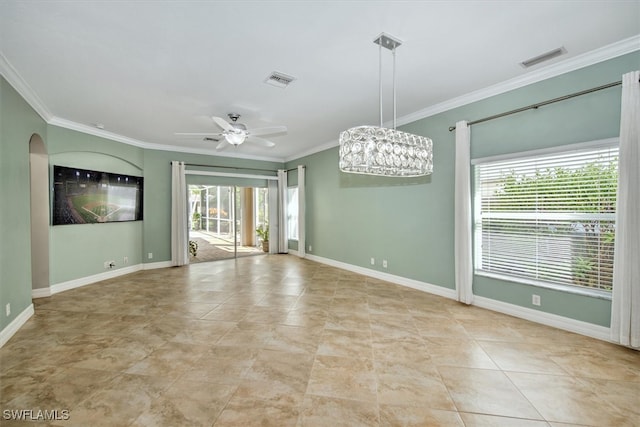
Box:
29 134 50 295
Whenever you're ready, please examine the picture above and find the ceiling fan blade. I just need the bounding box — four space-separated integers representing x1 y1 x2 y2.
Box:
247 136 276 148
247 126 287 137
212 116 234 132
175 132 223 137
216 140 228 150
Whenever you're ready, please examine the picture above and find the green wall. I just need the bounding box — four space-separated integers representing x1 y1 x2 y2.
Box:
0 77 47 331
46 127 145 284
287 52 639 327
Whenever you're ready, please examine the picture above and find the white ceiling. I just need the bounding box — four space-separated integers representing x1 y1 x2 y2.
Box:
1 1 638 162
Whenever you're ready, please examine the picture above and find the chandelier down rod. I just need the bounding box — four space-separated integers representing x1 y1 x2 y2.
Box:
448 79 637 132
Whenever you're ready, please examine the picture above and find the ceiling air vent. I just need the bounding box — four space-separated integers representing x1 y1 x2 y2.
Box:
520 47 567 68
264 71 296 88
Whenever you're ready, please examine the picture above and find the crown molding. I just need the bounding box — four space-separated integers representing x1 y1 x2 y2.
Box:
148 141 286 163
394 35 640 128
48 117 152 148
48 117 285 163
284 138 339 163
0 51 53 121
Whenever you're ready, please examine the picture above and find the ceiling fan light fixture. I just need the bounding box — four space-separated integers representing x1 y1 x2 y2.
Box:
339 33 433 177
224 132 246 145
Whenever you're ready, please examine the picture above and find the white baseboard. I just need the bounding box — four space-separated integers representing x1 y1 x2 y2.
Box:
305 254 457 300
31 287 52 299
0 304 34 348
473 295 612 342
304 254 611 343
49 264 143 295
143 261 173 270
31 261 176 299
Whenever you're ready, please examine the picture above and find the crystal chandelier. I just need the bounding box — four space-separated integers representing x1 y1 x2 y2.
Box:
339 33 433 177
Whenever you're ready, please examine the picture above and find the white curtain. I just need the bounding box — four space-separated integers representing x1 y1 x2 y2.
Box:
611 70 640 349
297 165 306 258
268 179 279 254
455 120 473 304
277 169 288 254
171 161 188 266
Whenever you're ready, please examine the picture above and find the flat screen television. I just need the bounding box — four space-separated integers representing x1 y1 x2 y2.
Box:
52 165 143 225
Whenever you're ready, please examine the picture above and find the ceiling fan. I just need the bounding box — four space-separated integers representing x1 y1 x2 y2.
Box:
176 113 286 150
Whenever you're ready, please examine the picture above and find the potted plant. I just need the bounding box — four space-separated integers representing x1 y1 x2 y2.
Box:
191 212 201 230
189 240 198 257
256 224 269 252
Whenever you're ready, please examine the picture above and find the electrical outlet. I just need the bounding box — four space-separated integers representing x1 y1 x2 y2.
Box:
148 252 153 259
5 303 10 317
532 294 541 306
123 256 128 264
308 245 312 252
103 261 110 269
382 259 388 268
370 257 375 266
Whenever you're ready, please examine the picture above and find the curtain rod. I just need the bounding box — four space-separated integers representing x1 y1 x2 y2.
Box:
169 162 303 173
171 162 276 173
448 78 636 132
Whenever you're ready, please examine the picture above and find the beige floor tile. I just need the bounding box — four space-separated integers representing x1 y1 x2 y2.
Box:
265 325 322 354
438 366 543 419
125 343 209 379
169 319 236 346
215 324 275 347
325 310 371 332
459 413 551 426
329 296 369 313
424 337 499 369
576 377 640 419
201 304 251 321
298 395 379 427
1 255 637 426
241 306 290 324
213 397 300 426
307 355 377 402
477 341 568 375
548 347 640 382
413 316 470 339
181 345 258 384
69 336 155 372
64 373 173 427
317 328 373 358
236 349 314 403
130 379 235 427
379 405 464 427
507 371 637 426
376 372 457 410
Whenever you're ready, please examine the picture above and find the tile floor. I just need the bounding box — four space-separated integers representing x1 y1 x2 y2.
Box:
1 255 638 426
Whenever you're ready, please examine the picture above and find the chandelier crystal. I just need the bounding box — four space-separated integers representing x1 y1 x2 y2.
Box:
339 126 432 176
339 33 433 177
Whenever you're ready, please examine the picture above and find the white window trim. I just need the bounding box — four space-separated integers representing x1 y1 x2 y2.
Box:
471 137 619 165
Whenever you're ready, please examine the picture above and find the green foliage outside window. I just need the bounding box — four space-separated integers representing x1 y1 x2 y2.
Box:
489 159 617 290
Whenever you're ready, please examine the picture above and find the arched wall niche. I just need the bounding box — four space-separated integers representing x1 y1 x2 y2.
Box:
29 133 50 292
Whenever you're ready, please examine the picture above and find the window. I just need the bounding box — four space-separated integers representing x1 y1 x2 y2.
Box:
287 187 299 240
474 142 618 293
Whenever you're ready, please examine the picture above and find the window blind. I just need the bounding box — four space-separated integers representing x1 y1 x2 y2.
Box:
474 144 618 292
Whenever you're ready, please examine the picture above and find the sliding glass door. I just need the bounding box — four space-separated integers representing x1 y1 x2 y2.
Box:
188 184 268 263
